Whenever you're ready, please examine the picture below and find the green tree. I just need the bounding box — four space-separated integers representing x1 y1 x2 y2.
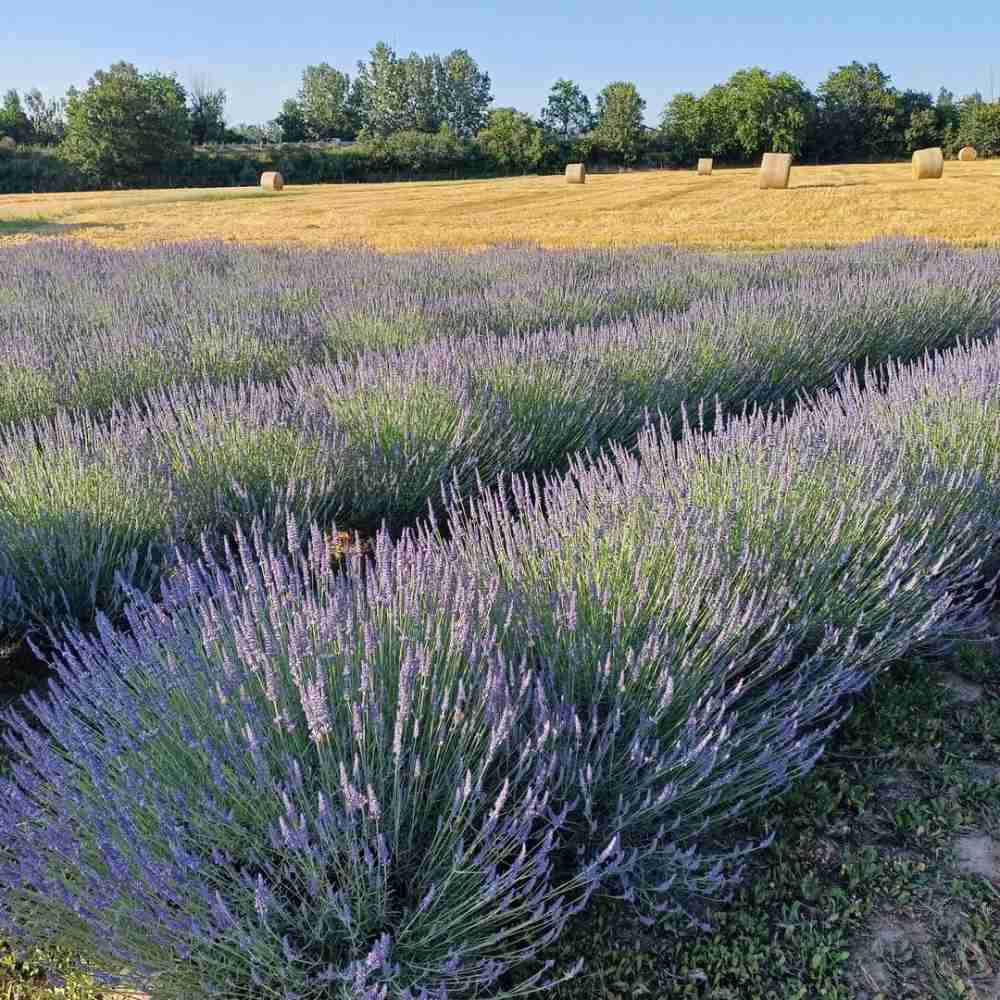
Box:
594 81 646 164
904 108 940 152
0 90 32 144
354 42 410 137
274 99 308 142
817 62 899 162
438 49 492 137
722 67 813 158
957 98 1000 157
298 63 355 139
540 78 593 137
935 88 961 154
188 77 227 144
477 107 547 173
895 89 934 153
62 62 191 185
22 88 65 145
401 53 444 133
661 91 711 163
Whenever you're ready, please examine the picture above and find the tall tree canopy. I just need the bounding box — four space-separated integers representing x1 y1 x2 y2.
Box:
22 88 65 145
594 81 647 163
722 67 813 157
816 62 900 161
540 78 593 137
477 107 548 172
298 63 355 140
354 42 411 137
437 49 492 137
62 62 190 184
188 77 227 144
0 90 32 144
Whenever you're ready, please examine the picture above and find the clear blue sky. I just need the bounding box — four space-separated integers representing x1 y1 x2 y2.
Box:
6 0 999 126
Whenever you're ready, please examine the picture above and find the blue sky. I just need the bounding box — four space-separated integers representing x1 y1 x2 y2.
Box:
6 0 1000 126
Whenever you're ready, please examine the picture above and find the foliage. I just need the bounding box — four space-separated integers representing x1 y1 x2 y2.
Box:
353 42 412 137
659 89 731 163
723 67 813 158
0 143 87 192
593 81 647 164
904 107 941 153
188 78 227 144
0 90 33 145
3 55 999 194
956 98 1000 157
477 107 549 173
61 62 192 185
437 49 493 138
656 60 990 166
298 63 356 140
361 126 476 176
815 62 901 162
22 88 66 145
540 78 594 137
273 98 308 143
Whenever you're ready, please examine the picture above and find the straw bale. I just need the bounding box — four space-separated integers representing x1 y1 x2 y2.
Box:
759 152 792 189
958 146 978 162
911 148 943 179
697 158 713 175
260 171 285 191
565 163 586 184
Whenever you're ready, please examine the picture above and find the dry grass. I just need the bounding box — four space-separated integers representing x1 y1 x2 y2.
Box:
2 160 1000 252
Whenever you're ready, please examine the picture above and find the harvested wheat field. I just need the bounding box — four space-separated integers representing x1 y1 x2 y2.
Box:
2 160 1000 251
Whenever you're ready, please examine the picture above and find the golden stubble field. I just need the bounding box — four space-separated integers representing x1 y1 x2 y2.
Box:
2 160 1000 252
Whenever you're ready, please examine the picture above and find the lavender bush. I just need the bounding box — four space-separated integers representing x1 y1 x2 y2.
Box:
1 238 998 428
3 243 1000 646
0 523 600 999
0 381 338 642
3 338 1000 998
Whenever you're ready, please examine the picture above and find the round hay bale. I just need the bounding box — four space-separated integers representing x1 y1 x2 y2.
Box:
759 152 792 190
911 147 943 179
697 157 713 176
958 145 978 162
565 163 586 184
260 171 285 191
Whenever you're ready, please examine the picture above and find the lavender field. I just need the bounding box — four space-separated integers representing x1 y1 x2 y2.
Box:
1 238 1000 999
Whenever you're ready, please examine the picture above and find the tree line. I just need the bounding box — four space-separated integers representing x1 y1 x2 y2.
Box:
2 50 999 193
662 64 1000 164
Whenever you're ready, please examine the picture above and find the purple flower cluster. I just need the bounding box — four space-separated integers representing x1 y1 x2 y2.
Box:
1 237 997 427
2 241 999 646
2 334 1000 998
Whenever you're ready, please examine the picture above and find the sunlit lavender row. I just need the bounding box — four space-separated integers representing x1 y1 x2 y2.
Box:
2 251 999 645
1 237 998 426
3 336 999 1000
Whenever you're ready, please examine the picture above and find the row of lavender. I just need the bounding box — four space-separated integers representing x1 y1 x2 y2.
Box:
1 238 995 427
3 337 999 999
1 258 999 646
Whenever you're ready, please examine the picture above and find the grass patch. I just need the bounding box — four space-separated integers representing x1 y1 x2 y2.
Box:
545 640 1000 1000
0 217 53 236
